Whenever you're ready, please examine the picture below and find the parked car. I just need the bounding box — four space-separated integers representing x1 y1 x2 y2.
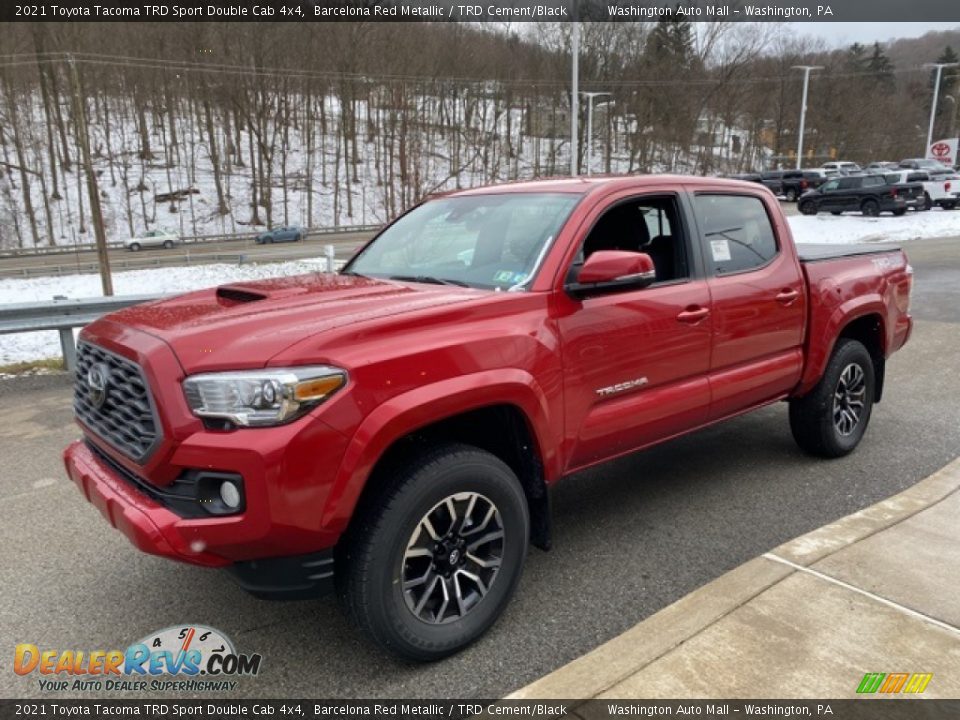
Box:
780 169 828 202
884 169 958 210
759 170 785 195
865 161 900 172
798 173 922 216
65 176 913 660
898 158 950 171
255 226 304 244
821 161 862 175
124 229 179 251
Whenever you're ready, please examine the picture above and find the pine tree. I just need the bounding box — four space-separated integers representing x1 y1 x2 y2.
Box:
867 42 895 92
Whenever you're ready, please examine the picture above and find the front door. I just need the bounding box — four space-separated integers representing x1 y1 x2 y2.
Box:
556 192 713 472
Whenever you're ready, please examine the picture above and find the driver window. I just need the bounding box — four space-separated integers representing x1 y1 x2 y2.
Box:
578 196 689 283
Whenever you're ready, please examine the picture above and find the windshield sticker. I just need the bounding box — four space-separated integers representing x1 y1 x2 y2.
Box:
493 270 515 283
710 239 732 262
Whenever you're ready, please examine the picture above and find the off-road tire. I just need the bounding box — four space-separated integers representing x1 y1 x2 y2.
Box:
789 339 875 458
337 443 529 661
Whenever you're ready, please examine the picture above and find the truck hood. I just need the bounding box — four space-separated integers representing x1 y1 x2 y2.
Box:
101 273 484 372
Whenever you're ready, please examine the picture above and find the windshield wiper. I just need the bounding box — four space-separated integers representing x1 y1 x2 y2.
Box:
388 275 471 287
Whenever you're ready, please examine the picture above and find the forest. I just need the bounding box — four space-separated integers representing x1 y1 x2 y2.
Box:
0 21 958 249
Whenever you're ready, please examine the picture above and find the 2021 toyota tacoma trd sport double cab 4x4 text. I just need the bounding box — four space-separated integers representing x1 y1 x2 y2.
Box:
64 176 913 660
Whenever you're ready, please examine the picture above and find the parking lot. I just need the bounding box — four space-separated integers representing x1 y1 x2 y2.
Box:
1 234 958 699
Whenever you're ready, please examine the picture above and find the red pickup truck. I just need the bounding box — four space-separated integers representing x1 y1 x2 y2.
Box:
64 176 913 660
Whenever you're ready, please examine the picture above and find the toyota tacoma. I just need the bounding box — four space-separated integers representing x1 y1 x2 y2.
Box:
64 176 913 660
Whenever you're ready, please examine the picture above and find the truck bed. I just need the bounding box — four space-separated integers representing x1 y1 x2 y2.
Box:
797 243 902 262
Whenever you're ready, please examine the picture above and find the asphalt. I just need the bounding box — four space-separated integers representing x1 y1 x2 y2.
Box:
0 233 958 699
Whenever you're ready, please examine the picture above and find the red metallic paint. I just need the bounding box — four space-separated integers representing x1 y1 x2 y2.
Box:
63 175 912 569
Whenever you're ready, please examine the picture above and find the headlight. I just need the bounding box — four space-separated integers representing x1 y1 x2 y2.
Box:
182 366 346 427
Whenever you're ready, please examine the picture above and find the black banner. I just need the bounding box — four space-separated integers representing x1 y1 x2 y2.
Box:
2 0 959 23
2 700 960 720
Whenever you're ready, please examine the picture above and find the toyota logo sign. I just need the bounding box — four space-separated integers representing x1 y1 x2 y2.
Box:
932 142 951 158
86 363 110 409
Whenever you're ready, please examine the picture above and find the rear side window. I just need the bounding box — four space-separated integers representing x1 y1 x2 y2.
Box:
862 175 884 187
839 178 860 189
694 195 778 276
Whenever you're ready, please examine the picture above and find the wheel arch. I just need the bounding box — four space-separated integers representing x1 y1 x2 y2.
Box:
322 372 557 550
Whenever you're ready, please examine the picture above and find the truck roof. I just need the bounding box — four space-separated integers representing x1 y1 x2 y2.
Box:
447 174 767 198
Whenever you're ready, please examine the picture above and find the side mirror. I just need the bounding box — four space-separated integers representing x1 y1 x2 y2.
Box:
567 250 656 298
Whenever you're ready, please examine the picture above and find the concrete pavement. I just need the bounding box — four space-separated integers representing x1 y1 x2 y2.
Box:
510 457 960 701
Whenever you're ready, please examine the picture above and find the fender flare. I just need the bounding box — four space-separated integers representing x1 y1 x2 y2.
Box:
796 295 887 396
318 369 557 535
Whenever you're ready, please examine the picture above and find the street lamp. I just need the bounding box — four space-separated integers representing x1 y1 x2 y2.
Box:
791 65 823 170
923 62 959 156
570 21 580 177
581 92 613 175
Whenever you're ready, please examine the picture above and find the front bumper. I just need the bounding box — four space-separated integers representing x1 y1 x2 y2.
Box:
64 440 229 567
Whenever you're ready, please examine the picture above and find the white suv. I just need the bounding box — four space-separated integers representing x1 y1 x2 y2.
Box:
124 229 180 251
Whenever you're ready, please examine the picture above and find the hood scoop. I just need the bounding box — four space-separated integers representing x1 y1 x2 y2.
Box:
216 285 268 305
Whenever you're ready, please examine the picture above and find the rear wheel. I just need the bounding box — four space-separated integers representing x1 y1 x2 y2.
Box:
789 339 875 458
799 200 817 216
943 201 957 210
162 239 174 249
861 199 880 217
892 208 907 216
785 188 798 202
830 211 842 216
924 192 933 210
337 444 529 661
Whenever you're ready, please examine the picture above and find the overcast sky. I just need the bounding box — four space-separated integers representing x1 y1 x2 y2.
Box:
790 22 957 46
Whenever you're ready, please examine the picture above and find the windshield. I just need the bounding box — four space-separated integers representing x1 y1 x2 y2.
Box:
344 193 580 291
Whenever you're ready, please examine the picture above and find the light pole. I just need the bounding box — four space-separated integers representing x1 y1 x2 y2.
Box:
924 62 959 156
570 21 580 176
581 92 612 175
791 65 823 170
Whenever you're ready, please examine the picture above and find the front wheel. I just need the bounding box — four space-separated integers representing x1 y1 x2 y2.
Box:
943 201 957 210
789 339 875 458
786 188 798 202
892 208 907 216
162 239 174 249
799 201 817 216
337 444 529 661
128 242 141 252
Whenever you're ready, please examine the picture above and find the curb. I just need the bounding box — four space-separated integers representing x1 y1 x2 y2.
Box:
508 456 960 701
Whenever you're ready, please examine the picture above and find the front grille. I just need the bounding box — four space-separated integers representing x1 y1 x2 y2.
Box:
74 342 161 463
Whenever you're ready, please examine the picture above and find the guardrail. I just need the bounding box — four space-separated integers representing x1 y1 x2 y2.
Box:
0 223 381 259
0 294 163 371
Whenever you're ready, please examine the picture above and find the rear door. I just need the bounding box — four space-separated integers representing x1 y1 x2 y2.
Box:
556 190 712 471
690 192 806 420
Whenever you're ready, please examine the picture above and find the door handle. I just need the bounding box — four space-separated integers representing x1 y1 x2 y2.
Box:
776 288 800 305
677 306 710 324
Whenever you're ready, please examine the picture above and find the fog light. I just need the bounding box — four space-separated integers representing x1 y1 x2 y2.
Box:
219 481 241 509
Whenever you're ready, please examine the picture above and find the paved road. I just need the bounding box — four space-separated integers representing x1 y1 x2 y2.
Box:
0 229 376 278
1 235 958 700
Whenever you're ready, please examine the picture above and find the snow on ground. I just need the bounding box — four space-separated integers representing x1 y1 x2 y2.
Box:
788 207 960 245
2 209 959 366
0 256 333 366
